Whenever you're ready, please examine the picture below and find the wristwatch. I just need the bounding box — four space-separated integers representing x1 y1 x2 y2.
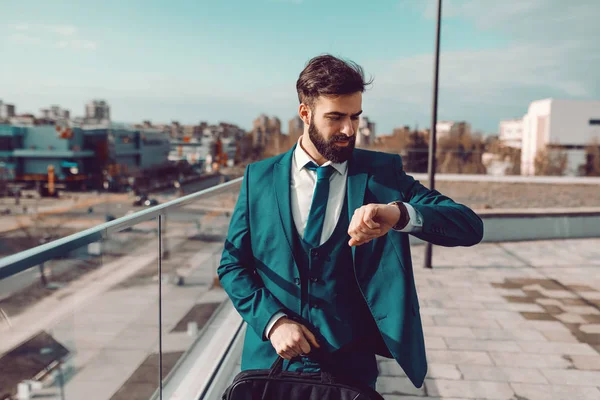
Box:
388 201 410 231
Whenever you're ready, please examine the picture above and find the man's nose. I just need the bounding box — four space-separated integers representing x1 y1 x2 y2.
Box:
340 119 355 136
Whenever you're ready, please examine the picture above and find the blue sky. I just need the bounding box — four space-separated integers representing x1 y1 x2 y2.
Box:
2 0 599 134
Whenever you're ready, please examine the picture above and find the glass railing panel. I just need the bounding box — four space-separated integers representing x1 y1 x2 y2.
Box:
158 179 241 391
0 215 161 400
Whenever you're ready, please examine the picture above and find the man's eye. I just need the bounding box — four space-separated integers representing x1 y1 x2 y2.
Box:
327 116 340 121
351 116 359 121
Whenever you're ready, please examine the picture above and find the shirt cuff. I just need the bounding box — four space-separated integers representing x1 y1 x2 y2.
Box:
394 203 423 233
265 311 287 339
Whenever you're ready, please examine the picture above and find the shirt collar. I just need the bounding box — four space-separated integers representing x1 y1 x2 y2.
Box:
293 137 347 175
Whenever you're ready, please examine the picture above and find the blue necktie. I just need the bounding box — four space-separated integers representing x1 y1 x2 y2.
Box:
303 162 335 247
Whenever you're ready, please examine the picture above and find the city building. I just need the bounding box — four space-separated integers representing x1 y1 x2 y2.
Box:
0 123 171 193
0 100 16 121
520 98 600 176
288 115 303 142
84 100 110 125
40 105 70 122
499 118 524 149
436 121 471 139
251 114 281 148
9 114 36 126
356 116 376 147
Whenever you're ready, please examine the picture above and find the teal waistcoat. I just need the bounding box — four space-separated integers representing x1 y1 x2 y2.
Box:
290 192 379 352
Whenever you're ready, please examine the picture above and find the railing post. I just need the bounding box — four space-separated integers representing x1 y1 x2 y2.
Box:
158 215 164 400
424 0 442 269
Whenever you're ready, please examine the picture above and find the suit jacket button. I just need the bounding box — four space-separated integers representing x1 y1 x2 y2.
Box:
310 277 319 283
294 278 300 285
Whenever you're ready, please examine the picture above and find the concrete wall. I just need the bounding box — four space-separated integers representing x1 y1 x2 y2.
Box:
409 209 600 245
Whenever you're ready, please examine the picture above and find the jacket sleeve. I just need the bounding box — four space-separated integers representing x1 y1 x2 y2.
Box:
393 155 484 247
217 165 286 340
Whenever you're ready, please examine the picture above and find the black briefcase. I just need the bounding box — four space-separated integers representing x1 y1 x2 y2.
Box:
222 353 384 400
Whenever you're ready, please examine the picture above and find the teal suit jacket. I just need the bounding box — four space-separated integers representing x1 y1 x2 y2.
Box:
218 146 484 387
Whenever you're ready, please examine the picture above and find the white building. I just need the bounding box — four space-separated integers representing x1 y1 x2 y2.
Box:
521 98 600 176
356 116 376 147
499 118 524 149
436 121 471 139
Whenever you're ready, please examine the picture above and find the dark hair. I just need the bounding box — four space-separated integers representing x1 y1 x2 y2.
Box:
296 54 373 107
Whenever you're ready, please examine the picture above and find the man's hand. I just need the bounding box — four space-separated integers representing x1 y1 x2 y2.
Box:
348 203 401 246
269 317 320 360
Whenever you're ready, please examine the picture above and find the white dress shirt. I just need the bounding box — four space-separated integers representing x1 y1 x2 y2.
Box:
264 138 423 338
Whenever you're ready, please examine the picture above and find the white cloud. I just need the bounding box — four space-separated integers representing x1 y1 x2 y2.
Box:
7 23 95 51
9 33 44 46
9 23 78 36
56 39 97 50
48 25 78 36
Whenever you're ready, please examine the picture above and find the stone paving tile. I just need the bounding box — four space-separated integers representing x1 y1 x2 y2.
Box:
561 305 600 315
376 376 426 396
425 364 463 380
432 316 502 329
425 379 514 399
426 350 494 365
450 294 509 304
568 355 600 370
444 338 521 353
492 288 528 297
578 324 600 334
554 312 589 324
420 307 463 317
542 331 585 345
457 309 523 320
458 365 548 384
484 302 547 312
515 341 597 356
427 299 488 310
540 369 600 386
377 360 406 376
424 326 476 339
378 361 462 381
510 383 600 400
471 327 546 341
423 336 447 349
489 352 573 369
497 319 572 332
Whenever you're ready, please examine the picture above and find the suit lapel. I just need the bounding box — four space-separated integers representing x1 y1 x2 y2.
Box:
273 145 296 258
346 150 369 264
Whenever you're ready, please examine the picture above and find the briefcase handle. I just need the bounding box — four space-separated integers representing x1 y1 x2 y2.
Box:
268 355 336 384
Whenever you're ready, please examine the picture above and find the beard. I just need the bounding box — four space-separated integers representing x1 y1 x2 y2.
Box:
308 117 356 163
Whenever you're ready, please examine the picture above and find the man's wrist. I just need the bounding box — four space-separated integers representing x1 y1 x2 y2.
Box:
388 201 409 230
265 312 287 339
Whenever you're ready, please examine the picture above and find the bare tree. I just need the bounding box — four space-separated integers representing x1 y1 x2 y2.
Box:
579 138 600 176
534 146 568 176
485 137 521 175
437 131 486 174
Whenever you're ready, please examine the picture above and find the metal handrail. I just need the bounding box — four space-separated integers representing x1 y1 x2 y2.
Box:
0 177 242 280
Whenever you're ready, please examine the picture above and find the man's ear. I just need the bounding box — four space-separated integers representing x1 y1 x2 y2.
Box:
298 103 311 125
